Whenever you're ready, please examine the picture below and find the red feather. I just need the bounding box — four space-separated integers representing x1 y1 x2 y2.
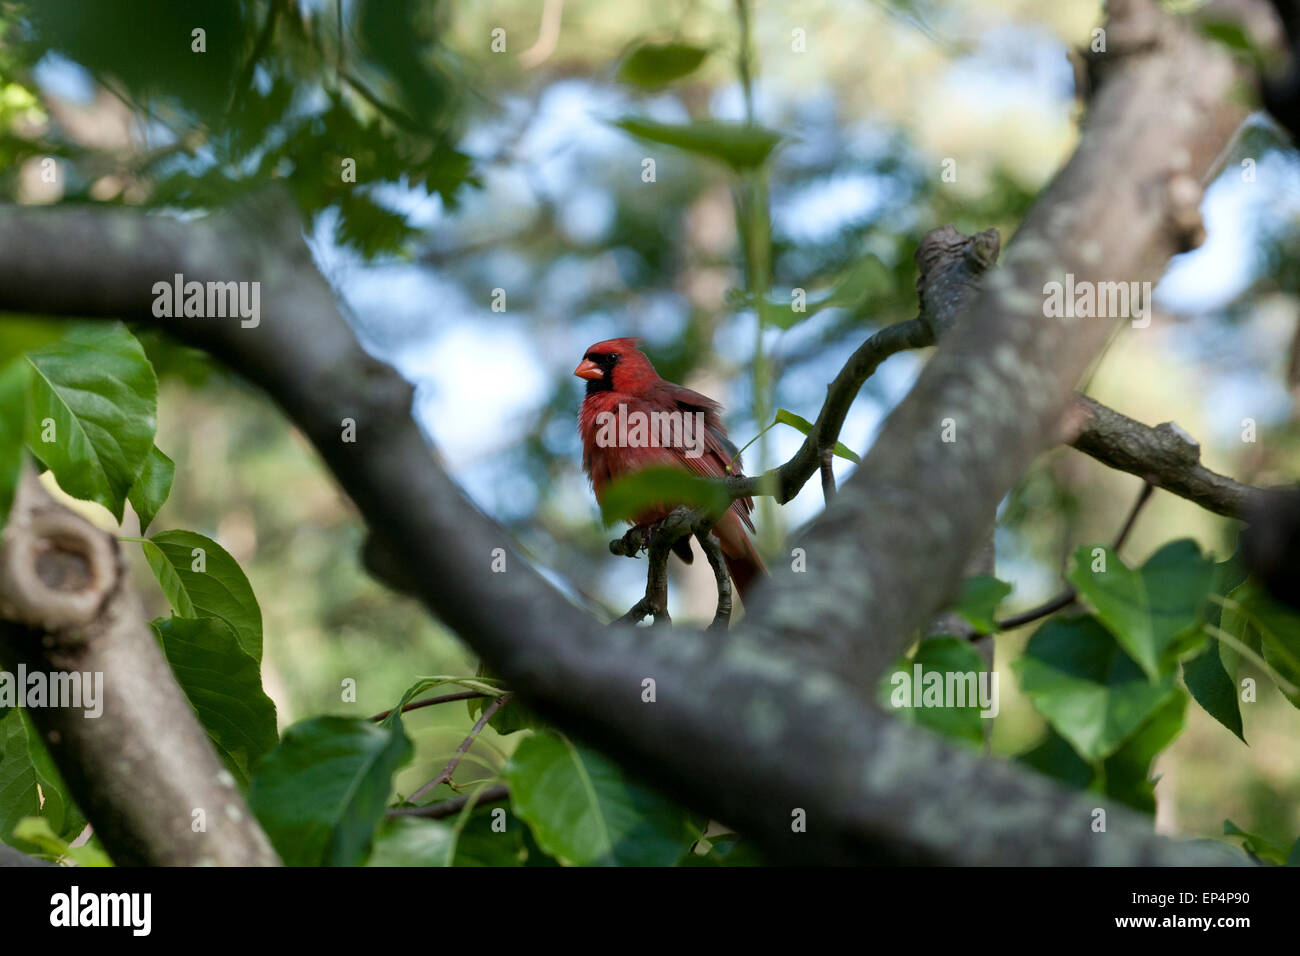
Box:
576 337 766 600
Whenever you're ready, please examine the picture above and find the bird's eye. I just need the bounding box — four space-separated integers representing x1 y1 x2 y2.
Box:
608 353 619 361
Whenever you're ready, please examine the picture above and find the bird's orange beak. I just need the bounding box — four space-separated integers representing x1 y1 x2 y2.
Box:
573 358 603 381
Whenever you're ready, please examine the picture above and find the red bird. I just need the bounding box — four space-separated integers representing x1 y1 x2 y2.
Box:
575 337 766 599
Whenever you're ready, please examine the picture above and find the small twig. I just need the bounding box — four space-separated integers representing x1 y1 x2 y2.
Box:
368 690 488 723
409 695 512 803
695 530 733 631
725 318 934 505
993 480 1155 633
612 509 709 626
994 591 1079 633
388 784 510 820
818 447 836 503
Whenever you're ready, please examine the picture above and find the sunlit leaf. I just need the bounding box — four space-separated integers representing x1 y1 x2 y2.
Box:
773 409 860 464
142 530 263 662
617 41 709 89
24 323 157 521
11 817 111 867
611 117 785 170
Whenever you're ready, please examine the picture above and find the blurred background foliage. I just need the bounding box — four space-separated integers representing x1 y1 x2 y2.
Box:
2 0 1300 845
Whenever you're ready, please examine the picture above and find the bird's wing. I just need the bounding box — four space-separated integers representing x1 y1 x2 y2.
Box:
666 386 756 533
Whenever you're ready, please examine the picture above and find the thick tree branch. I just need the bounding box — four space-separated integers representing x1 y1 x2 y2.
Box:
0 473 279 866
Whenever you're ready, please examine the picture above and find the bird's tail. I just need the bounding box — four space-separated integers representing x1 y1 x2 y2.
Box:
714 512 767 602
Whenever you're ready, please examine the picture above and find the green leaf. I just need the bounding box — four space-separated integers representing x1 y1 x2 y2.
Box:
1101 691 1186 814
0 709 52 848
367 816 456 866
1067 540 1216 680
950 575 1013 635
1238 585 1300 708
151 616 278 787
452 795 528 866
1188 544 1252 737
248 716 413 867
127 445 174 533
1223 819 1291 865
611 117 785 171
0 317 63 367
1014 615 1177 762
11 816 112 867
879 636 989 745
142 529 263 661
505 731 696 866
598 466 731 526
0 708 85 851
617 41 709 89
1018 692 1187 815
1183 643 1244 742
1017 727 1094 791
1208 543 1250 629
0 359 27 526
773 409 861 464
24 322 157 520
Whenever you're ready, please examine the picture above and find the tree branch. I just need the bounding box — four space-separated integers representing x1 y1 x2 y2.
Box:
368 689 487 723
0 472 279 866
1064 396 1262 517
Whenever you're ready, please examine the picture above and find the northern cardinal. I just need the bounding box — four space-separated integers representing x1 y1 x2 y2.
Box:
575 337 766 599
